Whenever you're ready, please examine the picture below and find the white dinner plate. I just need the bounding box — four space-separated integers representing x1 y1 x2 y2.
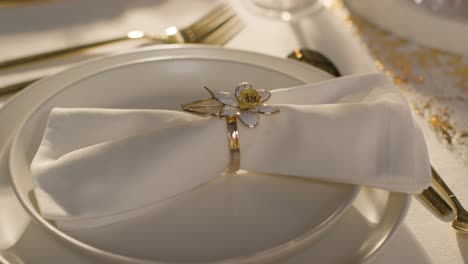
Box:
10 55 359 263
1 45 410 264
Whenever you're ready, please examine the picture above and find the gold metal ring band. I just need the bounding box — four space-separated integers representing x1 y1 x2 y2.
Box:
226 116 240 173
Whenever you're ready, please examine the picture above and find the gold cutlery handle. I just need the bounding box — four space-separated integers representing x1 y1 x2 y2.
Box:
431 166 463 213
432 167 453 196
0 34 143 70
420 186 453 216
0 77 41 95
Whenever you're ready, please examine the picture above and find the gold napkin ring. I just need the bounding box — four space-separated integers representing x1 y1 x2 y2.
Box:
226 116 240 173
181 82 280 172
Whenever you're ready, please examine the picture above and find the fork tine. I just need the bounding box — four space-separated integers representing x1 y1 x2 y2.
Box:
201 15 245 45
183 4 237 43
193 12 236 42
187 3 231 33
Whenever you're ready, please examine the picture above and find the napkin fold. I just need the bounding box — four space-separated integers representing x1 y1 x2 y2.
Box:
31 73 431 229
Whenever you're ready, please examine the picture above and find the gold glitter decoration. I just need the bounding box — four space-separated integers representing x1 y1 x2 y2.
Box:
328 0 468 162
429 114 453 144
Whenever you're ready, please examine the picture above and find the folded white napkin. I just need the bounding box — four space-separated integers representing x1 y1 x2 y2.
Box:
31 73 431 228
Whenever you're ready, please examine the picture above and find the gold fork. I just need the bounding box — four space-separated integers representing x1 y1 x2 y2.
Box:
0 3 244 95
0 3 243 70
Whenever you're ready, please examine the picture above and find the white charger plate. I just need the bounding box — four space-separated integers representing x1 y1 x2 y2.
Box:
0 45 410 263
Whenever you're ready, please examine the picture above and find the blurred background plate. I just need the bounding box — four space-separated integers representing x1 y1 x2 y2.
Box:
346 0 468 55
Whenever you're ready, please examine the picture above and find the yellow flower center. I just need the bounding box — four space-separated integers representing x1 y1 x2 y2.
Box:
238 89 262 109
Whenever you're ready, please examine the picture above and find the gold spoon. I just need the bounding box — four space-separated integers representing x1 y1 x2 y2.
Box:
287 48 341 77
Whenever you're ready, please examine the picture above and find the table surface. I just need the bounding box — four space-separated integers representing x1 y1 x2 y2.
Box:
0 1 467 263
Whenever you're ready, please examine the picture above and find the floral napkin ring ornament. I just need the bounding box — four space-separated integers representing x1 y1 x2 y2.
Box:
181 82 280 172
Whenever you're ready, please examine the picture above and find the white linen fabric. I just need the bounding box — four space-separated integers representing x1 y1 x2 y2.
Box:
31 73 431 228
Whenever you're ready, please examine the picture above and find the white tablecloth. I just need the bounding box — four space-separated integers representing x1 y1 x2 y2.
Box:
1 0 467 263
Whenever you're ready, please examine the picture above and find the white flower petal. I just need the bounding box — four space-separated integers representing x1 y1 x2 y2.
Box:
256 89 271 103
235 82 253 98
256 105 280 114
219 105 240 117
239 110 259 128
214 92 238 106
